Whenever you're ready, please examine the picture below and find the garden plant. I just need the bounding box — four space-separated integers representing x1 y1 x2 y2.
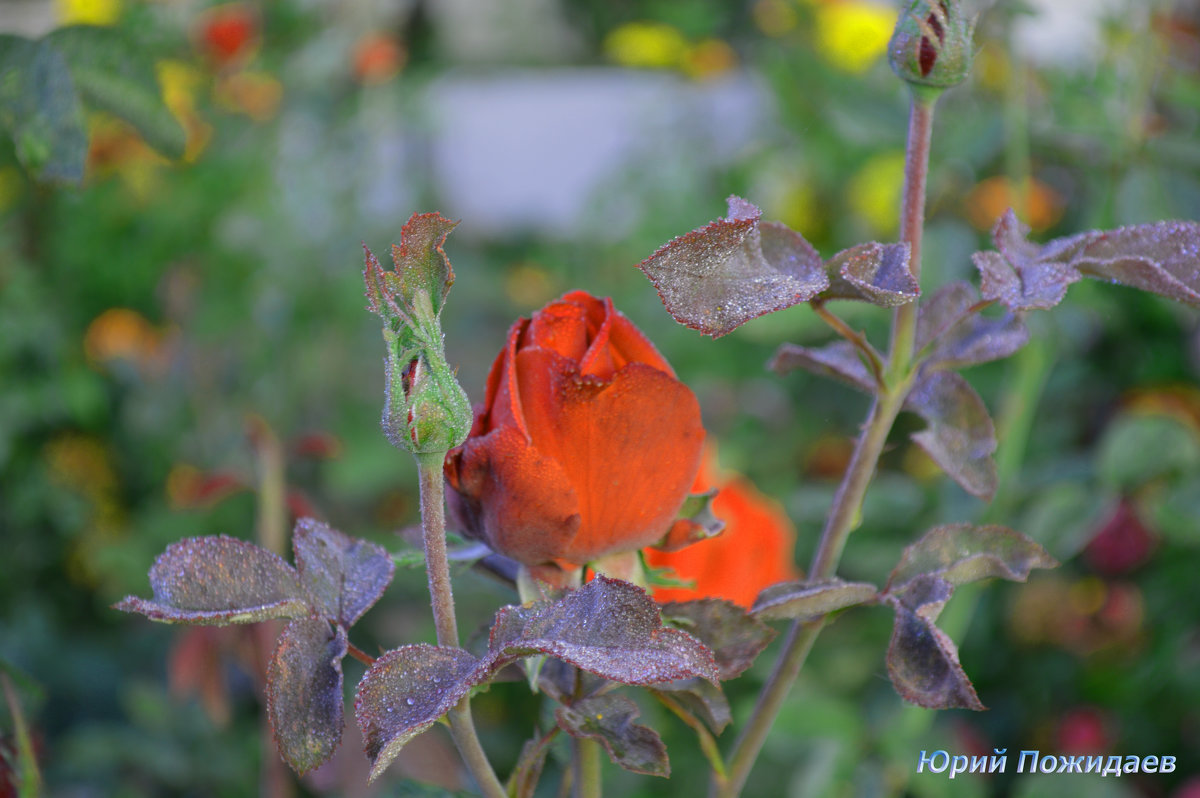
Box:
4 0 1198 796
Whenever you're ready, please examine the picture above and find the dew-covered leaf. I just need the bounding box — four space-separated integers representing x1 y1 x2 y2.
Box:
905 371 997 499
44 25 185 158
1067 220 1200 307
916 282 1029 371
751 579 878 622
886 523 1059 592
390 212 459 316
636 196 828 338
884 574 984 711
499 576 719 686
0 36 86 183
354 644 482 783
661 599 775 680
556 695 670 777
974 210 1200 310
819 242 917 307
267 618 348 775
114 536 309 624
293 518 394 627
651 678 732 734
768 340 877 393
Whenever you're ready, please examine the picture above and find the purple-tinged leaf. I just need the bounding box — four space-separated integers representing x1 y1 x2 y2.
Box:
500 577 719 686
354 644 482 783
267 618 348 775
556 695 670 777
820 242 917 307
652 678 731 734
886 524 1058 592
114 536 309 625
636 196 829 338
661 599 775 680
392 212 459 315
916 282 1029 371
972 250 1078 311
751 579 878 622
884 574 984 711
293 518 394 627
905 371 998 499
768 340 877 393
1068 220 1200 307
510 730 558 798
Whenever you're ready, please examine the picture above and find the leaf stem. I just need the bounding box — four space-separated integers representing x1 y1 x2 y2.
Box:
346 642 377 667
812 303 886 390
714 88 939 798
655 691 728 782
416 455 507 798
572 737 603 798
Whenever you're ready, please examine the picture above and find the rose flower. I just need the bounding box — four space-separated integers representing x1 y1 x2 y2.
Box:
645 452 799 608
444 291 704 579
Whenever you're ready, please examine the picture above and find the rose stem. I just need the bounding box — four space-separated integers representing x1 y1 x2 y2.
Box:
416 455 508 798
573 737 603 798
714 89 938 798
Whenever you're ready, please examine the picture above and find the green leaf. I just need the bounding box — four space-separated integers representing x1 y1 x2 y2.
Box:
661 598 775 679
905 371 998 499
293 518 394 627
114 536 310 624
656 489 724 551
1096 414 1200 490
0 35 87 183
886 523 1058 592
751 579 878 622
636 196 829 338
44 25 185 159
267 618 348 775
556 694 670 777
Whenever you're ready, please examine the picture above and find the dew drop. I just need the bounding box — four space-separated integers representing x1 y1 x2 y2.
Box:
406 697 415 706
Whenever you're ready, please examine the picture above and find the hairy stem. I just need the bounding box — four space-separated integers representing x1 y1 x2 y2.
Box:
416 455 507 798
714 88 939 798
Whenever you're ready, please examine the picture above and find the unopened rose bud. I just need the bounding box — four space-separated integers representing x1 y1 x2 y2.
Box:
381 335 472 457
889 0 974 89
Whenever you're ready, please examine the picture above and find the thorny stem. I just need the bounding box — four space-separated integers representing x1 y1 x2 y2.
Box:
714 88 939 798
416 455 507 798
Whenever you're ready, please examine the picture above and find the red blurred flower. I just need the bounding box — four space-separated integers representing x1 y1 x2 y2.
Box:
353 32 406 85
1084 498 1156 576
1055 707 1112 755
445 291 704 574
644 453 798 608
194 3 258 69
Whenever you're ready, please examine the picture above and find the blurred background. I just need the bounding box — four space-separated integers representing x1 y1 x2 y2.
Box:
1 0 1199 795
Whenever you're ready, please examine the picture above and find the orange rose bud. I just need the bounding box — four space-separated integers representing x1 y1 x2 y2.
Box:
645 456 798 608
444 291 704 570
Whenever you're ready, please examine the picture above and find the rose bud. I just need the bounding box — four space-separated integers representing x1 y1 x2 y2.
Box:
445 291 704 575
889 0 974 89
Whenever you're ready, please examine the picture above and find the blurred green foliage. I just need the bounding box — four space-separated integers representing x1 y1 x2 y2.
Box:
2 0 1198 795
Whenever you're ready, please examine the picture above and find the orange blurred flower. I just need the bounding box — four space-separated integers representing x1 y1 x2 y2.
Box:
214 71 283 122
964 176 1063 232
353 32 406 85
84 308 167 371
645 453 799 608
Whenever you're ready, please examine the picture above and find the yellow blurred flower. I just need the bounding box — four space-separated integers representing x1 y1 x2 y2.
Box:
681 38 738 80
214 71 283 122
847 151 905 235
753 0 798 38
974 41 1011 94
964 176 1063 232
56 0 120 26
45 434 116 497
604 21 688 69
815 1 895 73
158 60 212 162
